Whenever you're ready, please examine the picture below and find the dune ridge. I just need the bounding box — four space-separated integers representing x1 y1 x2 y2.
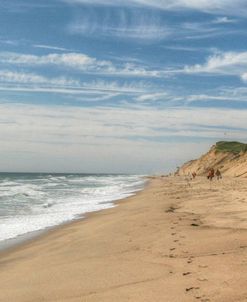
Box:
177 141 247 177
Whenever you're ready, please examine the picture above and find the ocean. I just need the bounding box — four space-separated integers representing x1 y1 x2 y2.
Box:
0 173 146 247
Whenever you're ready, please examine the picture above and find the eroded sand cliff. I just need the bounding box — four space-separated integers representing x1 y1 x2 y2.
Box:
178 141 247 177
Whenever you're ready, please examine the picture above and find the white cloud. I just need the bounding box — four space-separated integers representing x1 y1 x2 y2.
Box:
0 103 247 172
0 52 163 78
63 0 247 15
187 94 233 102
33 44 75 52
70 21 170 40
0 70 150 103
0 39 19 46
0 70 78 86
0 52 97 68
212 16 236 24
136 92 170 102
184 51 247 80
241 73 247 82
67 6 231 42
81 80 148 93
68 9 171 40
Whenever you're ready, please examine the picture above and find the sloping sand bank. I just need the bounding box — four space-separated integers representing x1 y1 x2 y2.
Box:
1 176 247 302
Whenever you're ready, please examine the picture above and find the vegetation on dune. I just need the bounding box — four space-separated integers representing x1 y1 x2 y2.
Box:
215 141 247 154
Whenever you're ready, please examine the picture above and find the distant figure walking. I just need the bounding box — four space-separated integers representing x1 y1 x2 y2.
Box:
207 168 215 181
187 172 192 180
215 169 222 180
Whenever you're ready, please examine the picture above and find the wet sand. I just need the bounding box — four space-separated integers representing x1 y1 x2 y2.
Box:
0 176 247 302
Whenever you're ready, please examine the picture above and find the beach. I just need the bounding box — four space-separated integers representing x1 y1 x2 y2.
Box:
0 176 247 302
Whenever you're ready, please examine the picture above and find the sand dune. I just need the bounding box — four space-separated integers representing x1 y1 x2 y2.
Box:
178 141 247 177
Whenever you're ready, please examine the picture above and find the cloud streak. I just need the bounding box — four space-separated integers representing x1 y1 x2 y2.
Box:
63 0 247 16
67 8 234 42
184 51 247 81
68 9 171 40
0 52 163 78
1 103 247 149
33 44 75 52
0 70 152 104
0 70 78 86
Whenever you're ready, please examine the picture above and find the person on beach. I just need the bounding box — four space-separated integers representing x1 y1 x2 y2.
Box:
207 168 215 181
215 169 222 180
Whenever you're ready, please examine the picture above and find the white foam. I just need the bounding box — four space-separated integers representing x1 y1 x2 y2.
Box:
0 174 145 243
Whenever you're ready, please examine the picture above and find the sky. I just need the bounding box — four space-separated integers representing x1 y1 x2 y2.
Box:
1 0 247 174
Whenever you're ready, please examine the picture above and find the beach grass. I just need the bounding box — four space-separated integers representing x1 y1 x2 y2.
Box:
215 141 247 154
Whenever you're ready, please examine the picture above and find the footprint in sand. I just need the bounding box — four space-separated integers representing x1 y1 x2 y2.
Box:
185 286 200 292
182 272 192 276
198 277 208 282
170 247 176 251
191 223 200 227
187 257 194 264
240 245 247 249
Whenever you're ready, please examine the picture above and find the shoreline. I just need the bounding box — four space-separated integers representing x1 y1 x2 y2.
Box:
0 179 149 257
1 176 247 301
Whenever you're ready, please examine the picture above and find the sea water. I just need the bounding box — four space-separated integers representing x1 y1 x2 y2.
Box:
0 173 146 246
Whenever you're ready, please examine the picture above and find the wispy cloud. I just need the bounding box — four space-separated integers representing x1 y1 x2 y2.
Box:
0 70 150 104
63 0 247 16
241 73 247 82
134 86 247 107
0 52 97 68
162 45 211 52
184 51 247 80
0 70 78 86
1 101 247 172
0 103 209 173
67 6 236 42
177 85 247 107
68 9 171 40
0 39 19 46
1 103 247 147
69 21 170 40
0 52 164 77
0 1 57 13
81 80 149 93
212 16 236 24
33 44 75 52
136 92 170 102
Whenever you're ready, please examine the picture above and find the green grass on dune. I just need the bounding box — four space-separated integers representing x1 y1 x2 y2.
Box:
215 141 247 154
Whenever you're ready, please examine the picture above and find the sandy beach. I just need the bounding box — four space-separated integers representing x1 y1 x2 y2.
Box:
1 176 247 302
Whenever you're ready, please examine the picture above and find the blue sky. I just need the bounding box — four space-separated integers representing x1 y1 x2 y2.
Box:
1 0 247 173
